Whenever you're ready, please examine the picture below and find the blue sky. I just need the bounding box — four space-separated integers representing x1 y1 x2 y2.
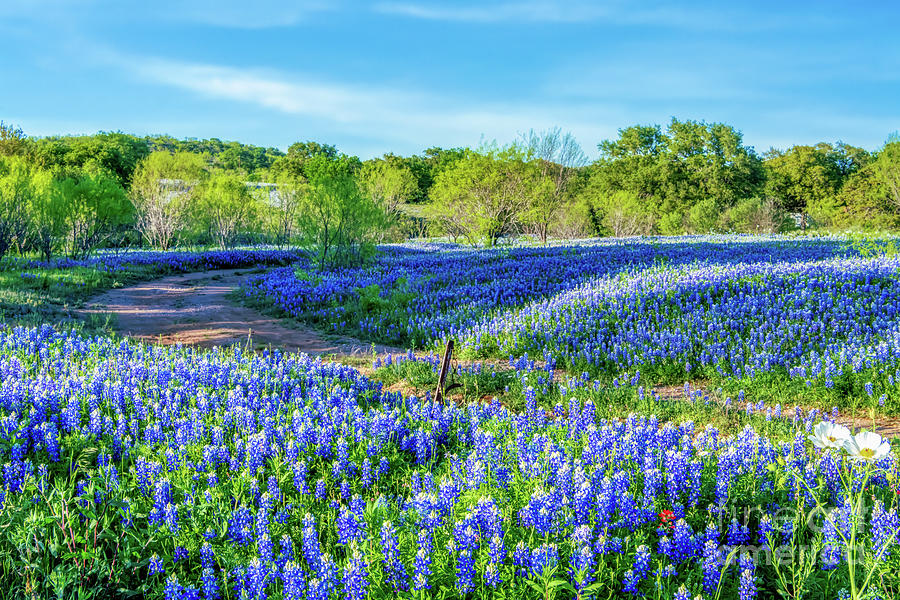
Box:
1 0 898 158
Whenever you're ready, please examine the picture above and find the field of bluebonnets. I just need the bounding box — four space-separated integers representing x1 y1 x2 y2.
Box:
3 236 900 600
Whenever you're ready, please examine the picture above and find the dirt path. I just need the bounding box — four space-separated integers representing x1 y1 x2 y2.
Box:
80 269 403 357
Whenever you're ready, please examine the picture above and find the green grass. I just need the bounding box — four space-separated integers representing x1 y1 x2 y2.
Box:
0 263 158 328
371 358 802 442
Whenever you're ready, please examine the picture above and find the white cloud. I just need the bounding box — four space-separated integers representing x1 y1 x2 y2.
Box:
374 1 614 23
150 0 335 28
374 0 744 29
0 0 335 29
112 52 617 155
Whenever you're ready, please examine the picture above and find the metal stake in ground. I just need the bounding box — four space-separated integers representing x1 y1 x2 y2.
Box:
434 339 454 404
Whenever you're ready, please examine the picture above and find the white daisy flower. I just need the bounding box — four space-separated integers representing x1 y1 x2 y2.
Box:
843 431 891 462
808 422 851 450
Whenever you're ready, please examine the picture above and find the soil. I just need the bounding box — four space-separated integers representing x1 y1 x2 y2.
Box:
79 269 402 357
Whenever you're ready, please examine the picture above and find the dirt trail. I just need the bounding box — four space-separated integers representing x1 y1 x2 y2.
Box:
80 269 402 357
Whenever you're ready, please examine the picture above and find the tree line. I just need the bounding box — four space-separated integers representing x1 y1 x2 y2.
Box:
1 119 898 269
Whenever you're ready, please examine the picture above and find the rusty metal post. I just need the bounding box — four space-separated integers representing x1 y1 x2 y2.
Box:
434 339 454 404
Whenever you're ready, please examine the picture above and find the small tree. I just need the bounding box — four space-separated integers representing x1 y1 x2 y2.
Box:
358 158 418 220
298 173 383 270
28 169 66 261
428 146 535 246
520 127 588 244
0 156 35 261
130 151 206 249
56 168 131 259
598 191 655 237
0 122 27 157
266 175 306 247
197 173 257 249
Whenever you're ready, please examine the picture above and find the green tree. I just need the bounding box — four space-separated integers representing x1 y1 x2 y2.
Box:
130 151 207 249
298 161 383 270
403 147 466 203
28 169 66 261
0 156 36 260
196 173 258 249
590 119 764 235
264 174 307 247
519 127 588 244
0 121 28 157
271 141 348 182
428 146 536 246
56 168 131 258
720 197 788 233
835 140 900 229
29 132 149 187
764 144 842 228
872 141 900 211
594 190 656 237
358 158 418 221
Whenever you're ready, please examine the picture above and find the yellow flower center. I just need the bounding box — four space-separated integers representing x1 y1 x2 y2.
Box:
860 448 875 459
827 436 837 442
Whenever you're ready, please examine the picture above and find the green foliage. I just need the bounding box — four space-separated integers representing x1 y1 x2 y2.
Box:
358 157 419 223
428 146 539 246
55 168 131 259
848 232 900 258
720 197 790 234
130 151 207 249
588 118 765 235
0 156 36 260
145 134 284 177
830 141 900 230
587 190 655 237
29 132 150 187
0 121 27 157
195 173 258 249
297 159 384 270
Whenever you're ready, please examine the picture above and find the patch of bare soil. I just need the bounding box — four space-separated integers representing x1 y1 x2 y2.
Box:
79 269 402 357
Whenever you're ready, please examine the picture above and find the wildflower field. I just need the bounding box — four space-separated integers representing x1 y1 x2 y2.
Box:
3 236 900 599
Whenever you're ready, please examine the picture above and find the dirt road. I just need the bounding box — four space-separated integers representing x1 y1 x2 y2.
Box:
80 269 401 357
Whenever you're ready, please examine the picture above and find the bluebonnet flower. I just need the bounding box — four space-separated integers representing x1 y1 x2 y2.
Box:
413 529 433 591
513 541 530 578
870 500 900 560
302 513 322 573
702 540 723 596
201 567 219 600
483 532 505 587
164 575 182 600
673 585 691 600
149 553 164 575
380 521 407 591
622 545 651 595
738 552 757 600
530 543 558 579
282 562 304 600
342 542 368 600
727 518 750 546
450 517 479 594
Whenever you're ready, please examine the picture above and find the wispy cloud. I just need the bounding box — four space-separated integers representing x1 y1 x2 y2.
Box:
375 0 750 29
107 51 617 154
374 1 615 24
0 0 335 29
149 0 336 28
